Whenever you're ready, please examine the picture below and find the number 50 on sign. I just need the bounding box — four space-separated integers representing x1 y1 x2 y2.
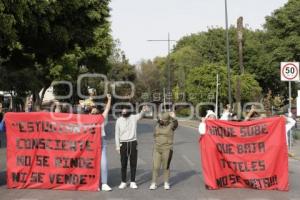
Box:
281 62 300 81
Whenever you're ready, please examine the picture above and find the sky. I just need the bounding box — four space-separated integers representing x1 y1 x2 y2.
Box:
110 0 288 64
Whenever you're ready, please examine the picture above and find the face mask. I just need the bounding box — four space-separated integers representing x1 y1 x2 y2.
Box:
122 112 131 118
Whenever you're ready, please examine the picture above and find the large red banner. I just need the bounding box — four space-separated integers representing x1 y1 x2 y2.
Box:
5 112 103 191
199 116 288 191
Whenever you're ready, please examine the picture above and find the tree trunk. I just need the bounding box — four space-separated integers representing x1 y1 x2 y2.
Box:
32 90 41 111
39 86 48 107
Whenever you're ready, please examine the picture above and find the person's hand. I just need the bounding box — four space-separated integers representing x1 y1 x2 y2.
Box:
91 108 98 114
249 105 256 113
116 148 120 154
107 94 112 100
169 111 176 118
201 117 206 123
142 105 149 112
227 104 231 111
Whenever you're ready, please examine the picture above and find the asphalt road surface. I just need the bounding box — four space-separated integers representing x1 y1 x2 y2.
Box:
0 119 299 200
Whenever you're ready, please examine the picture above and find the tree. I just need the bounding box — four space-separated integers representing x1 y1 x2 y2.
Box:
231 73 262 102
263 0 300 96
134 59 163 102
108 55 136 82
171 27 281 95
185 63 228 105
185 63 262 105
170 46 201 96
0 0 112 108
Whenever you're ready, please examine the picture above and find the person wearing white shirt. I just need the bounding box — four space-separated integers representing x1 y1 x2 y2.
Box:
220 104 232 121
115 106 148 189
285 113 296 147
199 110 217 135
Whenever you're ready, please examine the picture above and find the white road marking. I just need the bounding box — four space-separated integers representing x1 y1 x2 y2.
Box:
182 154 195 168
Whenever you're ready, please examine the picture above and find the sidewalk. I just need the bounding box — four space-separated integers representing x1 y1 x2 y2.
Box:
290 139 300 160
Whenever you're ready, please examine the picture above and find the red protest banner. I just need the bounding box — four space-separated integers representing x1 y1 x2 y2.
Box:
199 116 288 191
5 112 103 191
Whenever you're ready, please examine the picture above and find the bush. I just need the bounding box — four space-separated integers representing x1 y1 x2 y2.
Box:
176 107 192 117
294 129 300 140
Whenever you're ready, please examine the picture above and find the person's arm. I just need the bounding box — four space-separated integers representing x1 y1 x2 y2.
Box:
54 101 61 113
220 111 230 120
115 119 121 153
244 106 256 121
102 94 112 119
169 112 178 131
198 122 206 135
134 105 148 121
286 116 296 132
198 117 206 135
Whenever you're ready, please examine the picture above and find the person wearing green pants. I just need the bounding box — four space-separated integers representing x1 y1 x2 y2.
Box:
149 111 178 190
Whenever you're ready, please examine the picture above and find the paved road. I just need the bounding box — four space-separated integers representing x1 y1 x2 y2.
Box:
0 119 300 200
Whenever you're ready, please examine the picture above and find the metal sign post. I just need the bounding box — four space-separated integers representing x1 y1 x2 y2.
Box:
280 62 299 150
281 62 300 115
289 81 292 115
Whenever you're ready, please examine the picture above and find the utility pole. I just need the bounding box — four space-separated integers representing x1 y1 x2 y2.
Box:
237 17 244 74
225 0 232 105
147 33 176 109
236 16 244 118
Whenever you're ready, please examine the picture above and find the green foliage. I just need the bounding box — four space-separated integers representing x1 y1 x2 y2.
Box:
273 95 284 110
263 0 300 96
185 63 229 105
184 64 262 105
171 0 300 100
138 60 163 89
108 57 136 82
0 0 112 106
176 107 192 117
294 129 300 140
231 73 262 102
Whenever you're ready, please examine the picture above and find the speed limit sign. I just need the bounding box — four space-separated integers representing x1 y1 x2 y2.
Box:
281 62 299 81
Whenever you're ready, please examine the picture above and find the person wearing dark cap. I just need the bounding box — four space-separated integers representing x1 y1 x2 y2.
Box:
149 111 178 190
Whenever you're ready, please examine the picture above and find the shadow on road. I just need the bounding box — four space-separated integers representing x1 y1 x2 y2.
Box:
169 170 198 187
108 168 152 187
0 133 6 149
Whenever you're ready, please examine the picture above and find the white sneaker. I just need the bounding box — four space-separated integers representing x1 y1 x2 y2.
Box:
102 184 112 191
130 182 138 189
118 182 127 189
149 183 157 190
164 182 170 190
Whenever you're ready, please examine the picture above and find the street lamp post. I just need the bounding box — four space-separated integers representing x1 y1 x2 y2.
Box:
147 33 176 111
